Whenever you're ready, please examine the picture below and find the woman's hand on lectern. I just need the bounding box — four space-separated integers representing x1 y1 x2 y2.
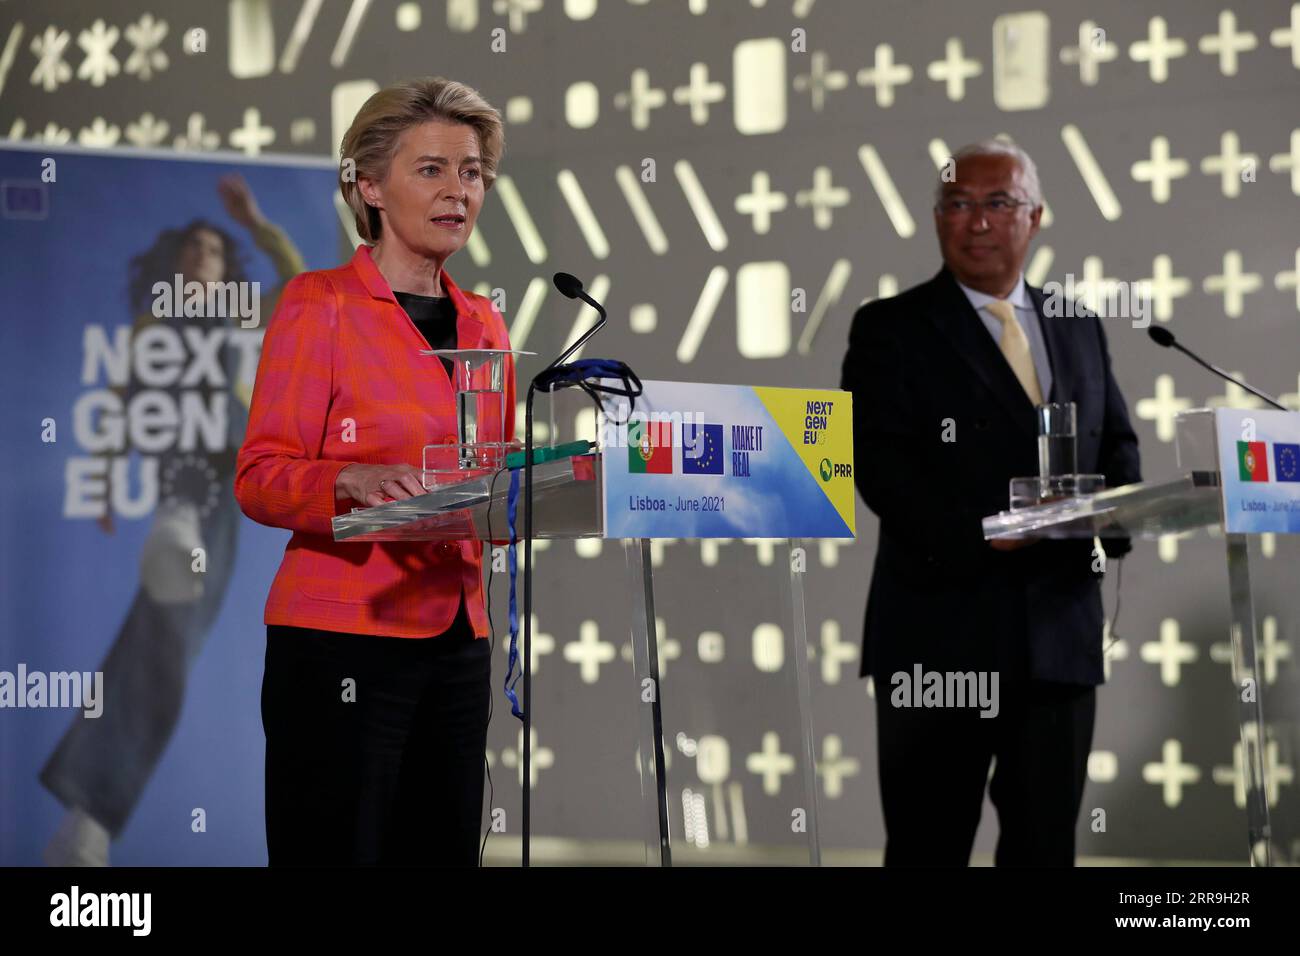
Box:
336 463 425 507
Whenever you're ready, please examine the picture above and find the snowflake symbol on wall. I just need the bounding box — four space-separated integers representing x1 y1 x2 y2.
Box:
126 112 170 147
29 26 73 92
124 14 168 81
78 117 121 148
34 122 72 145
173 113 218 152
77 19 120 86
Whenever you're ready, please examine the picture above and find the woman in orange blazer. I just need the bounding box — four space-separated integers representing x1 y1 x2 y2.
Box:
234 77 515 866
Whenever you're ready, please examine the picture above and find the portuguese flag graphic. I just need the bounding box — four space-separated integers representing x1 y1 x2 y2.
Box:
1237 441 1269 482
628 420 674 474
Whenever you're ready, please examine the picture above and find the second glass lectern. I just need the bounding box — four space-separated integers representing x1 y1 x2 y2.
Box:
984 407 1300 866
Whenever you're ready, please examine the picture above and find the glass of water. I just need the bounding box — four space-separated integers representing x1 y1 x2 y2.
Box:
1036 402 1077 481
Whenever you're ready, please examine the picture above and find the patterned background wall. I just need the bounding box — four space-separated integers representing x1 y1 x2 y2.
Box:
2 0 1298 862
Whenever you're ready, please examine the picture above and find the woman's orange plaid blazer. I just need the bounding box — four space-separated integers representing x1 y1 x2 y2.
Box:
234 244 515 638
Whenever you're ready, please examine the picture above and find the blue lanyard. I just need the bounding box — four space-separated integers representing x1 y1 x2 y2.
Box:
503 468 524 720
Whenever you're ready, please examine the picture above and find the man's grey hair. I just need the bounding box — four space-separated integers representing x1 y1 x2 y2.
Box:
934 138 1044 208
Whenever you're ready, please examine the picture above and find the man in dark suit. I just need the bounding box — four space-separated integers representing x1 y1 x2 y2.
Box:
840 140 1141 866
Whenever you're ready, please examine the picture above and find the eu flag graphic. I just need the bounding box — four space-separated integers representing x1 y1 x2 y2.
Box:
682 423 724 475
1275 443 1300 482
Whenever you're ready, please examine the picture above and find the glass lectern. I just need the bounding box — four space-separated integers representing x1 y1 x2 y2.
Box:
984 408 1299 866
333 377 855 866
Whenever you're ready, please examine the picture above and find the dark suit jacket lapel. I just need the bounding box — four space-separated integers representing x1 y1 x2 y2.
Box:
1026 282 1073 405
920 268 1037 438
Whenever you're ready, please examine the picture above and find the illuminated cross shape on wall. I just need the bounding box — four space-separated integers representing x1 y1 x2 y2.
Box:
506 614 555 673
493 0 542 33
736 172 788 234
817 734 860 799
1143 739 1201 807
563 620 616 683
1141 618 1198 686
1102 623 1129 682
700 538 732 566
1282 375 1300 410
500 727 554 788
1073 255 1120 313
648 538 676 568
856 44 912 107
746 731 795 795
1060 20 1119 85
1211 744 1248 808
794 51 848 111
1208 373 1267 410
819 621 858 684
1142 254 1191 321
619 621 681 675
1204 250 1262 317
1131 136 1189 203
1212 725 1295 808
818 539 849 567
673 63 725 125
1210 616 1290 684
1198 10 1258 76
795 166 850 229
1277 249 1300 311
1129 16 1187 83
1272 3 1300 67
614 69 667 130
926 37 981 101
175 112 218 151
1268 130 1300 194
1201 132 1258 198
1136 375 1193 442
1257 734 1294 807
229 107 274 156
1084 751 1118 784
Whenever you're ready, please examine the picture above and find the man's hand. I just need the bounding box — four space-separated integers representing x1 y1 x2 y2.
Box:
335 463 426 508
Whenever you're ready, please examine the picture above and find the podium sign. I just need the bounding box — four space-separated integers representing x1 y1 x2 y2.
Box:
1214 408 1300 533
599 380 855 539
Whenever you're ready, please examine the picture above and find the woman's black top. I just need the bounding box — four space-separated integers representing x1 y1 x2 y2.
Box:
394 291 457 376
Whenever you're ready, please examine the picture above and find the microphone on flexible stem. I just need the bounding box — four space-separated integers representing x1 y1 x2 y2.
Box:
1146 327 1287 410
549 272 608 368
520 271 610 868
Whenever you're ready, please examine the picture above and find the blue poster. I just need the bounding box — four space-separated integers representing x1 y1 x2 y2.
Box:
0 143 343 865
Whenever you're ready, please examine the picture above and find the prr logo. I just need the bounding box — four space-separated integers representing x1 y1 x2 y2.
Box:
819 458 851 481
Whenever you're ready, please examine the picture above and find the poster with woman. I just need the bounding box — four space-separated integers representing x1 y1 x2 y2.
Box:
0 142 343 865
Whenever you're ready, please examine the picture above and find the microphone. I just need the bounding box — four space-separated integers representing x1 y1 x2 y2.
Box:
1147 327 1286 411
552 271 584 300
549 272 608 369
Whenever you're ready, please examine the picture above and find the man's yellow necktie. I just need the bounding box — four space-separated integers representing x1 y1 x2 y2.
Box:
985 299 1043 406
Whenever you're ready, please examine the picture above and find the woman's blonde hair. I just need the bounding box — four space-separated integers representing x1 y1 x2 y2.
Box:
338 76 504 243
